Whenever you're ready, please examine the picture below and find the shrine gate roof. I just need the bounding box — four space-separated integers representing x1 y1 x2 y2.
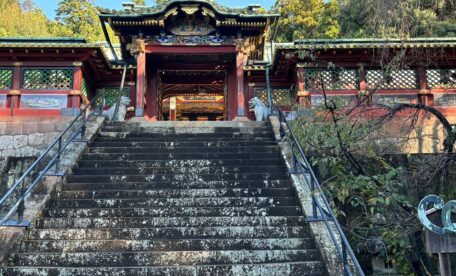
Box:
278 38 456 50
99 0 279 18
270 38 456 77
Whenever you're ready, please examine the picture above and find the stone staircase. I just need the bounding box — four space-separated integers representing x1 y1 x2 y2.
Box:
2 121 327 275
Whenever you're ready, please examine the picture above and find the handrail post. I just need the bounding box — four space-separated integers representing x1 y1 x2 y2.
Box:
311 176 318 219
55 137 62 174
81 108 87 139
342 242 349 276
17 179 25 223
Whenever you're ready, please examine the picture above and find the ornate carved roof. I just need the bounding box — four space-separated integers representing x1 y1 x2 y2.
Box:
99 0 278 18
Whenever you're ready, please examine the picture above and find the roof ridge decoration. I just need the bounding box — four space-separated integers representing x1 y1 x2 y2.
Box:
100 0 279 17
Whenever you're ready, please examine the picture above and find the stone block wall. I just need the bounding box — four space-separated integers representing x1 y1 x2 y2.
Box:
0 117 71 164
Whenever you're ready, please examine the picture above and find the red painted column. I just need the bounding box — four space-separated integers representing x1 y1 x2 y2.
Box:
358 65 371 105
145 64 158 120
227 68 237 120
296 66 310 107
234 52 247 120
10 64 22 116
135 50 146 117
418 65 432 105
72 65 82 108
170 97 177 121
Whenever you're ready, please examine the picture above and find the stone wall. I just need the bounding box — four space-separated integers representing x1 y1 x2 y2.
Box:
0 116 105 264
0 117 71 169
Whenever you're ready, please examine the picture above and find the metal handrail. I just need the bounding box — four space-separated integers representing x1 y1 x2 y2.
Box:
0 93 106 227
277 109 365 276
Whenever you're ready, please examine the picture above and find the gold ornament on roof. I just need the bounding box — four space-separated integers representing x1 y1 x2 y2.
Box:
201 7 215 18
180 4 199 15
127 38 146 55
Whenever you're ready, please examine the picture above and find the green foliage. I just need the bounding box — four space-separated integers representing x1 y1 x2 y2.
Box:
55 0 104 42
132 0 146 5
291 98 420 273
338 0 456 38
274 0 340 42
0 0 52 37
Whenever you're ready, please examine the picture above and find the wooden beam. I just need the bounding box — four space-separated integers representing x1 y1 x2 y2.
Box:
147 45 236 54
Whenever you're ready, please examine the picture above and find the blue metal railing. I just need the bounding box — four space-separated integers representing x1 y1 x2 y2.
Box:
0 93 106 227
277 109 365 276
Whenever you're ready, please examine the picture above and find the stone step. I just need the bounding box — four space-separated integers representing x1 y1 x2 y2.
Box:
100 126 272 133
3 262 326 276
27 227 308 240
123 131 274 138
47 197 299 209
35 216 305 229
11 250 321 266
80 152 281 161
42 206 302 218
62 180 293 191
114 120 268 128
65 173 289 183
90 141 278 148
97 132 274 140
71 166 286 176
57 188 295 199
20 238 314 253
88 146 280 154
94 137 276 143
76 159 283 168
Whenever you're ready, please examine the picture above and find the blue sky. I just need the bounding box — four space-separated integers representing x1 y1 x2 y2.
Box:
33 0 276 19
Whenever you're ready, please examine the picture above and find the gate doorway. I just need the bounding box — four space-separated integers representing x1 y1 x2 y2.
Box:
158 70 227 121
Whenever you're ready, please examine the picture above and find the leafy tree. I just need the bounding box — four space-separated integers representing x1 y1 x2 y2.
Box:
55 0 104 42
132 0 146 5
0 0 51 37
274 0 340 42
338 0 456 38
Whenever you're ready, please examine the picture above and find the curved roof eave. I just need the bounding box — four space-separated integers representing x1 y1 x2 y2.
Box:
99 0 280 20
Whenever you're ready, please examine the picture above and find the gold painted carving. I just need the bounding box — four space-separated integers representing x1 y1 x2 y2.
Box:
73 61 83 67
164 7 179 18
9 90 20 95
234 36 246 53
13 62 23 67
127 38 146 55
297 90 310 97
419 89 431 95
70 90 81 95
181 4 199 15
202 7 215 18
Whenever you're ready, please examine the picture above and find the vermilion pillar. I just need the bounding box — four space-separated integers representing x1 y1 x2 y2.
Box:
71 65 82 108
145 65 159 121
235 52 247 119
418 65 432 105
10 64 22 116
135 50 146 117
296 66 310 107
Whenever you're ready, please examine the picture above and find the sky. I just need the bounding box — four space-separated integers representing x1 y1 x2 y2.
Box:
33 0 276 19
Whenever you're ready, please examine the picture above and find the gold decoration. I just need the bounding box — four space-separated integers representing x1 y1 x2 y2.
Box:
419 89 431 95
13 62 23 67
164 7 179 18
297 90 310 97
9 90 20 95
127 38 146 55
180 4 199 15
201 7 215 18
70 90 81 95
234 36 246 53
73 61 83 67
